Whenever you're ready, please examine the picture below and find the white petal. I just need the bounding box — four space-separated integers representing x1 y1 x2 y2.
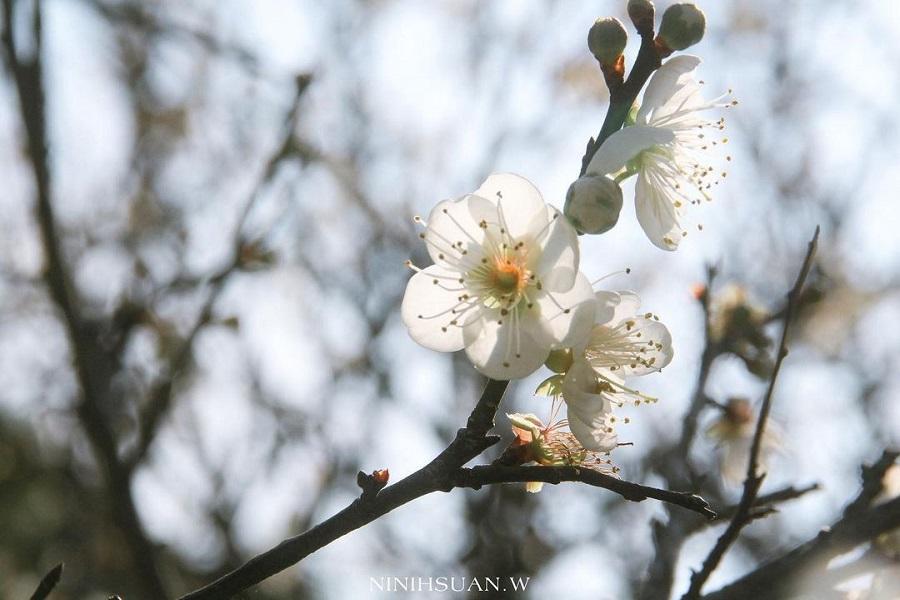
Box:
463 317 549 380
475 172 548 240
424 196 486 267
568 410 618 452
631 317 674 374
465 193 498 228
635 170 682 251
531 207 580 293
721 439 751 485
604 290 642 326
401 265 479 352
595 316 673 377
562 359 612 421
585 125 675 177
525 272 596 349
637 54 702 124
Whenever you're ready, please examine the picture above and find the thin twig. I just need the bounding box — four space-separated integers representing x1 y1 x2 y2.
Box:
682 226 820 600
29 563 63 600
452 466 715 518
178 377 715 600
709 483 819 525
126 74 311 469
177 378 508 600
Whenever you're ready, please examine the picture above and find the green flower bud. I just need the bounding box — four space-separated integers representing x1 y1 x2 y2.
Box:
564 175 623 235
544 349 574 374
658 3 706 51
587 17 627 65
627 0 655 32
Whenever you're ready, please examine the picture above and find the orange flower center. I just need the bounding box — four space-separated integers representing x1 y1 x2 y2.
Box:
490 258 528 296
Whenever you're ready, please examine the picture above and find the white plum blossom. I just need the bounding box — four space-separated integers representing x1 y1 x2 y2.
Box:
561 290 673 451
401 173 596 380
706 397 781 485
585 54 734 250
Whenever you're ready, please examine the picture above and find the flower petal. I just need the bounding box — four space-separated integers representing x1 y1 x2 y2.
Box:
562 359 612 421
463 317 549 380
635 169 683 251
597 290 641 327
531 207 580 292
629 317 673 374
401 265 480 352
637 54 702 124
568 409 618 452
524 272 596 350
423 196 487 267
585 125 675 177
475 172 548 240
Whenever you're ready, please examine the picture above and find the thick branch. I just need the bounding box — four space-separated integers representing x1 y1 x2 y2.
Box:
682 227 820 600
702 496 900 600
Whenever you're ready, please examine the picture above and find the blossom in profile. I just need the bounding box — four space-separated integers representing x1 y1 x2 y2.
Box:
586 55 734 250
401 173 595 379
560 290 673 450
505 411 617 493
706 397 781 485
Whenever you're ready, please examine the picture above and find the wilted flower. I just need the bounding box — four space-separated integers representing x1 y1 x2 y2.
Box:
707 397 780 485
586 55 734 250
561 290 673 451
506 411 617 493
401 173 596 379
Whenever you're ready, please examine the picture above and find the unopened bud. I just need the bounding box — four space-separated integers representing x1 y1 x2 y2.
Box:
627 0 655 32
658 3 706 51
564 175 623 235
545 348 574 374
588 17 627 65
372 469 390 485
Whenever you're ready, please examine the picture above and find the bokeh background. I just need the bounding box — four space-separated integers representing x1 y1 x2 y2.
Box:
1 0 898 598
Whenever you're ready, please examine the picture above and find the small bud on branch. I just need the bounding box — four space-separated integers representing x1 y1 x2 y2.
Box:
657 3 706 54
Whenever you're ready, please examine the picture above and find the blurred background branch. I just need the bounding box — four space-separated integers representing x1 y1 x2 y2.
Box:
0 1 898 599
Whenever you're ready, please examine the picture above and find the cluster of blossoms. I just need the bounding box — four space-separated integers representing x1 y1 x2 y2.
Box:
401 49 729 483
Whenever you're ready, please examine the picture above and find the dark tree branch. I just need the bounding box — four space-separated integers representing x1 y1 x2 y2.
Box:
842 449 900 518
702 495 900 600
29 563 63 600
707 483 819 526
451 466 715 518
1 1 167 596
179 377 715 599
177 378 509 600
682 226 820 600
